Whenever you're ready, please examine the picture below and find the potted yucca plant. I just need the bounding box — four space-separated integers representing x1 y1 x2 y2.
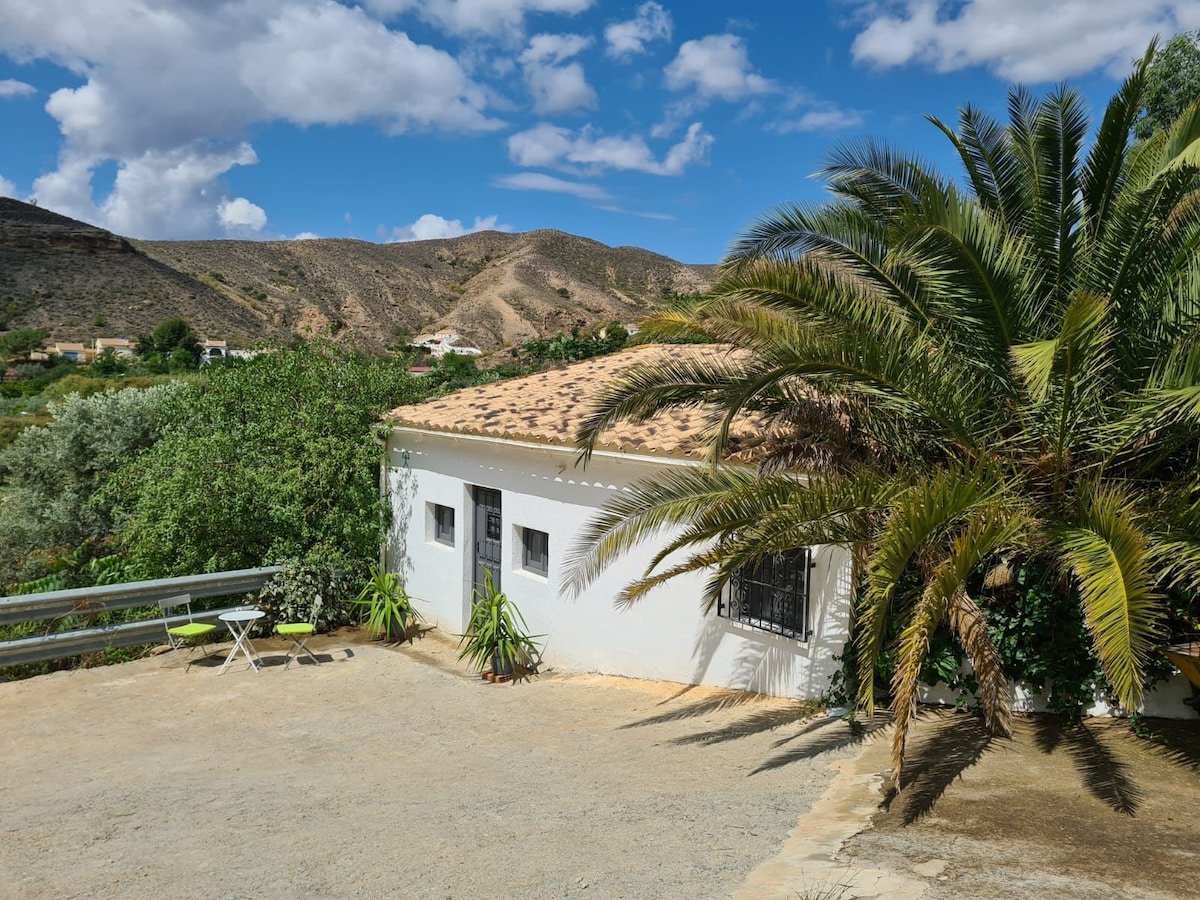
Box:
457 570 542 682
353 566 421 642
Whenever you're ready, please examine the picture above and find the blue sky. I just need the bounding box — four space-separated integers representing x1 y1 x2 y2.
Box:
1 1 1198 263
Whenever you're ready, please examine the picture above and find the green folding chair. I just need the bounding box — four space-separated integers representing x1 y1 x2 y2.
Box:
160 594 217 671
276 595 322 670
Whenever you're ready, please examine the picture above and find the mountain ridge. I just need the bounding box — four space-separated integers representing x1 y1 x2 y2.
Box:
0 198 712 352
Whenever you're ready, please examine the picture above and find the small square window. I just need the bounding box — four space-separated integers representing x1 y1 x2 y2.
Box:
522 527 549 576
434 504 455 546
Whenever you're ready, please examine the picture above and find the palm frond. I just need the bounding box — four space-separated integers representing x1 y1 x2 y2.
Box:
887 506 1024 785
1081 44 1152 238
1054 486 1165 711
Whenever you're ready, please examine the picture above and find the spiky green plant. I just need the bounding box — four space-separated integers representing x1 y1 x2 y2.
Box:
457 570 542 676
567 47 1200 786
354 566 421 642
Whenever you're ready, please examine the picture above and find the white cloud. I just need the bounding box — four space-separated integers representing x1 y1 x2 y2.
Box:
32 143 261 239
385 213 512 242
605 2 672 59
508 121 713 176
664 34 774 100
518 33 596 114
240 3 497 133
772 107 866 133
292 231 322 240
849 0 1200 81
0 0 501 237
0 79 35 98
492 171 611 200
218 197 268 233
0 175 17 198
598 204 675 221
364 0 593 36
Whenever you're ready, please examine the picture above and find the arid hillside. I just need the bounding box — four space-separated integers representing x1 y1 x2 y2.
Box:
0 198 711 352
0 199 273 347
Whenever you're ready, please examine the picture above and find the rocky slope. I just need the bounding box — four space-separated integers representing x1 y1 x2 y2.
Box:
0 198 711 352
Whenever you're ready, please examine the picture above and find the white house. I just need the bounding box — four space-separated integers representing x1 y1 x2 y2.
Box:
382 345 853 700
94 337 135 358
410 330 482 359
200 339 229 363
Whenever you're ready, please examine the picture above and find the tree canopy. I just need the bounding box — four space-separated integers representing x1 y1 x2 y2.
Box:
1137 30 1200 139
568 51 1200 786
107 346 433 578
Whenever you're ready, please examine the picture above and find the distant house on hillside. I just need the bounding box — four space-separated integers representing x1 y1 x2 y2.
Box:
381 344 853 701
410 330 481 358
52 342 87 362
94 337 135 358
200 339 228 363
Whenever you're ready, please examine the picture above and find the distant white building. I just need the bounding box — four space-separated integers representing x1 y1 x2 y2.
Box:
200 339 228 364
94 337 135 358
52 342 87 362
410 330 481 358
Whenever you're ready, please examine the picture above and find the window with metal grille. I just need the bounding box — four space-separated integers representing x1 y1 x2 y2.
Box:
522 527 549 576
434 504 455 545
718 548 813 640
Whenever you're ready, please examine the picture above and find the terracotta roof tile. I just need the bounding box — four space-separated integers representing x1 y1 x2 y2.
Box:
386 344 763 459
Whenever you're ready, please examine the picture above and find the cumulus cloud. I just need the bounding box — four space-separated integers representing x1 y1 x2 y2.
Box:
218 197 268 233
292 231 322 240
32 143 262 239
508 121 713 175
605 2 672 59
518 33 597 114
364 0 593 36
849 0 1200 81
664 34 774 100
0 175 17 198
0 0 501 237
492 171 611 200
240 3 496 132
0 79 35 98
385 213 511 242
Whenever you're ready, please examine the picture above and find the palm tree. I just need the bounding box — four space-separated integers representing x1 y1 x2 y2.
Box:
567 49 1200 786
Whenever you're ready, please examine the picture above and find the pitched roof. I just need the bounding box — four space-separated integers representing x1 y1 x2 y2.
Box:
386 344 762 459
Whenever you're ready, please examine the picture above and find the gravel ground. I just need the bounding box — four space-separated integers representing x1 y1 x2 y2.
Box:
840 710 1200 900
0 629 858 899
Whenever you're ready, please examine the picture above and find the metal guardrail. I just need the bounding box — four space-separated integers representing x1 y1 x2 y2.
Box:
0 567 283 626
0 566 283 668
0 610 244 667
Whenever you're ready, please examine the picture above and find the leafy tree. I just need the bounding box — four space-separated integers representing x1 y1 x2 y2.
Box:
426 351 488 391
0 384 185 588
521 324 629 365
1136 31 1200 139
90 348 128 376
568 55 1200 786
107 346 434 580
0 328 50 365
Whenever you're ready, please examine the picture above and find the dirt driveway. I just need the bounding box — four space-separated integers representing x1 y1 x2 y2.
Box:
0 629 861 900
840 710 1200 899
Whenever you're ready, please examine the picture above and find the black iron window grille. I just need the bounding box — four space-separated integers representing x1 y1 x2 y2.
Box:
718 548 813 640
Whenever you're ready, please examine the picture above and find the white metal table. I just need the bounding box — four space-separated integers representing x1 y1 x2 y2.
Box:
217 609 265 675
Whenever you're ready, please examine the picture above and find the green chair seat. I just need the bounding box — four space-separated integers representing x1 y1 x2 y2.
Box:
276 623 315 636
169 622 217 638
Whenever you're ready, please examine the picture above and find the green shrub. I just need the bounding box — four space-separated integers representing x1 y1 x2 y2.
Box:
254 558 357 631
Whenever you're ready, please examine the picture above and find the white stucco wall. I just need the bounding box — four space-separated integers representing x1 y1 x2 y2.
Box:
384 428 853 700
